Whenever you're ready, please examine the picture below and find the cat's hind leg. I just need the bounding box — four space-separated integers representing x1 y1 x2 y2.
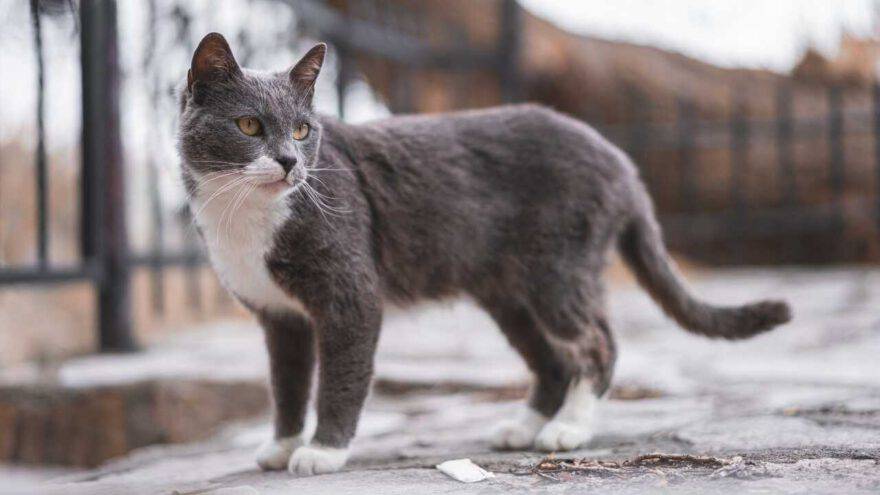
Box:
533 376 599 451
477 251 617 451
478 296 572 450
527 277 617 452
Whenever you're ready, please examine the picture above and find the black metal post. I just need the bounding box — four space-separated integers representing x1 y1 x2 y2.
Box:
677 97 696 211
827 85 846 245
498 0 522 103
390 65 414 113
729 88 751 263
29 0 49 268
81 0 136 352
626 88 650 188
729 88 748 218
828 86 845 204
776 83 796 205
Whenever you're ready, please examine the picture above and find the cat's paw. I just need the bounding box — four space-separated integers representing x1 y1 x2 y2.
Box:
256 436 304 471
534 420 592 452
287 444 349 476
490 409 548 450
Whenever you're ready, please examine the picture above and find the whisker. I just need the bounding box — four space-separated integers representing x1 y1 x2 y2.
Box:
186 176 247 238
302 181 349 217
306 176 346 202
308 186 344 203
217 180 250 244
229 181 257 233
192 176 249 226
197 176 248 211
307 174 332 191
223 181 254 244
188 159 250 166
308 168 354 174
304 182 351 214
302 182 333 224
194 170 242 186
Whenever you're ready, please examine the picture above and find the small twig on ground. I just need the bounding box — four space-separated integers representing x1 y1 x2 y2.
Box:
625 453 732 468
530 453 736 482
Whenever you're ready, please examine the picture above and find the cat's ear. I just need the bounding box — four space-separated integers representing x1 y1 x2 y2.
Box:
187 33 241 94
289 43 326 100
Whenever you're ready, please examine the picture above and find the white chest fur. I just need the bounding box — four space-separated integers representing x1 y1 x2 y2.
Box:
193 184 307 315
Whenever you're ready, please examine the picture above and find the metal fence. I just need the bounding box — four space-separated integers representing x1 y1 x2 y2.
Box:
1 0 136 351
596 84 880 264
2 0 879 352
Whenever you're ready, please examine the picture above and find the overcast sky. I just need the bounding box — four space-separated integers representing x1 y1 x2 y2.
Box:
520 0 877 71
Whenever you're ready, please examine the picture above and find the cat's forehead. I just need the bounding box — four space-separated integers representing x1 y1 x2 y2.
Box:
218 68 310 117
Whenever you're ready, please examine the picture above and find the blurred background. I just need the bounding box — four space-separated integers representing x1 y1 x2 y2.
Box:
1 0 879 488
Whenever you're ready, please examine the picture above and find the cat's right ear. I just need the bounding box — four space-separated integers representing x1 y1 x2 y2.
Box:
187 33 241 100
289 43 327 102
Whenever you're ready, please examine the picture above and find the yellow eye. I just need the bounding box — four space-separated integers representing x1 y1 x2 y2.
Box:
236 117 262 136
293 123 310 141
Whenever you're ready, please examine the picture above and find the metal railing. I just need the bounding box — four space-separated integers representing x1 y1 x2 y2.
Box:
595 84 880 264
2 0 135 351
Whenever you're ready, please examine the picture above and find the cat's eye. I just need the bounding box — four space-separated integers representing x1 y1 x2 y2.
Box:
236 117 262 136
293 123 310 141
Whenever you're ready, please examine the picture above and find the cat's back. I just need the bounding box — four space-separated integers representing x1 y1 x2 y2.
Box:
355 104 631 179
362 103 585 140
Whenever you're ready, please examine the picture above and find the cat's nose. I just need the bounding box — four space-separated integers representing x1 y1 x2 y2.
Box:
276 156 297 174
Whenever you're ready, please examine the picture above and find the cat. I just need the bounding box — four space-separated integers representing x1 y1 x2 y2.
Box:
177 33 791 476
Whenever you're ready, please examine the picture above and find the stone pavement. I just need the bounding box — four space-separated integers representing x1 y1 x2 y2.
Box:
6 267 880 494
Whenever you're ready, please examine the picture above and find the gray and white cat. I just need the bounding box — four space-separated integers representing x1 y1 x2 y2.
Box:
177 33 791 476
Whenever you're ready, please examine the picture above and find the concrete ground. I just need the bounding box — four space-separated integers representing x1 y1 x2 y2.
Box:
5 267 880 494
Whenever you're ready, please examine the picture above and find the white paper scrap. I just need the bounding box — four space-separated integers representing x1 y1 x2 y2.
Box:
436 458 496 483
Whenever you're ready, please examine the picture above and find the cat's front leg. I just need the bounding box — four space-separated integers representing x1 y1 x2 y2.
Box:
255 311 315 471
287 294 382 476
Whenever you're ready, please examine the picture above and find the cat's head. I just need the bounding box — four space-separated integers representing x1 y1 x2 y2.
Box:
177 33 326 198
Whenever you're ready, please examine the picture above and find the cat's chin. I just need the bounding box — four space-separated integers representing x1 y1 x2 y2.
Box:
260 180 292 195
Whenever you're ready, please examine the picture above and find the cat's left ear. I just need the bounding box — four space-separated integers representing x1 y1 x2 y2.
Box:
289 43 327 100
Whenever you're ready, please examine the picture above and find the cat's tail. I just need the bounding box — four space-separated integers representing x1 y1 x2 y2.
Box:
617 187 791 339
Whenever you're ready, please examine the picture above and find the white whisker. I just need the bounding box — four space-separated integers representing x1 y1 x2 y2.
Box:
305 181 351 214
216 184 243 244
302 182 333 224
221 179 255 244
194 170 242 186
302 181 349 218
192 176 250 231
230 182 258 239
188 159 249 166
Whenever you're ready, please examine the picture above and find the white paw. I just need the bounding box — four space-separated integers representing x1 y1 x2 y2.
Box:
534 420 592 451
256 436 304 471
490 408 548 450
287 444 349 476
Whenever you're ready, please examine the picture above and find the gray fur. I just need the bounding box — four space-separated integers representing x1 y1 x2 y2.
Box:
177 34 791 452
